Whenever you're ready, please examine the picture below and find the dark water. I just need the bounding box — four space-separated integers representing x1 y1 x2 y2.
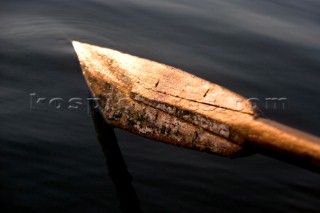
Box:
1 0 319 212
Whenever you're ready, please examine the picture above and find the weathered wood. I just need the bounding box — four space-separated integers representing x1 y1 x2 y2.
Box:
72 41 320 167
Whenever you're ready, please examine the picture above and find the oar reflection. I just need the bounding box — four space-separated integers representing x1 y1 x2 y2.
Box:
89 99 142 213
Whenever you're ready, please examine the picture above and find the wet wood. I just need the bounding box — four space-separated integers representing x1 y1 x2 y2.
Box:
72 41 320 168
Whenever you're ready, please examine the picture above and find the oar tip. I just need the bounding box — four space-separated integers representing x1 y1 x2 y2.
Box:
71 40 82 46
71 40 93 65
72 40 85 53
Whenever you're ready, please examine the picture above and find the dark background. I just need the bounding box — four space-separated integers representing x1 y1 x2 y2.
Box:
1 0 319 212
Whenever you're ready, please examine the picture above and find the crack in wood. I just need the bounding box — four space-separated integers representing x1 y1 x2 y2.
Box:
203 88 210 97
147 88 252 115
155 80 160 88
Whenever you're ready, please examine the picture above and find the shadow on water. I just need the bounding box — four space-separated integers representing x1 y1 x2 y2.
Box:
89 99 143 213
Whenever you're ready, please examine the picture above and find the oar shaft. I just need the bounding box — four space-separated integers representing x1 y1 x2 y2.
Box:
247 118 320 172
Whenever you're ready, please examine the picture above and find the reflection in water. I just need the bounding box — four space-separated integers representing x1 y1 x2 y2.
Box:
89 99 142 213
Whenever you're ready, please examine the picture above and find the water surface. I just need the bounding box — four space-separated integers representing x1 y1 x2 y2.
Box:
1 0 319 212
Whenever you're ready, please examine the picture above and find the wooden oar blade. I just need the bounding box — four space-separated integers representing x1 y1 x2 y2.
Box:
73 41 320 172
72 40 252 157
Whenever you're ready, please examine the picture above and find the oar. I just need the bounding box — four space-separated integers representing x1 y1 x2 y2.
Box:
72 41 320 172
